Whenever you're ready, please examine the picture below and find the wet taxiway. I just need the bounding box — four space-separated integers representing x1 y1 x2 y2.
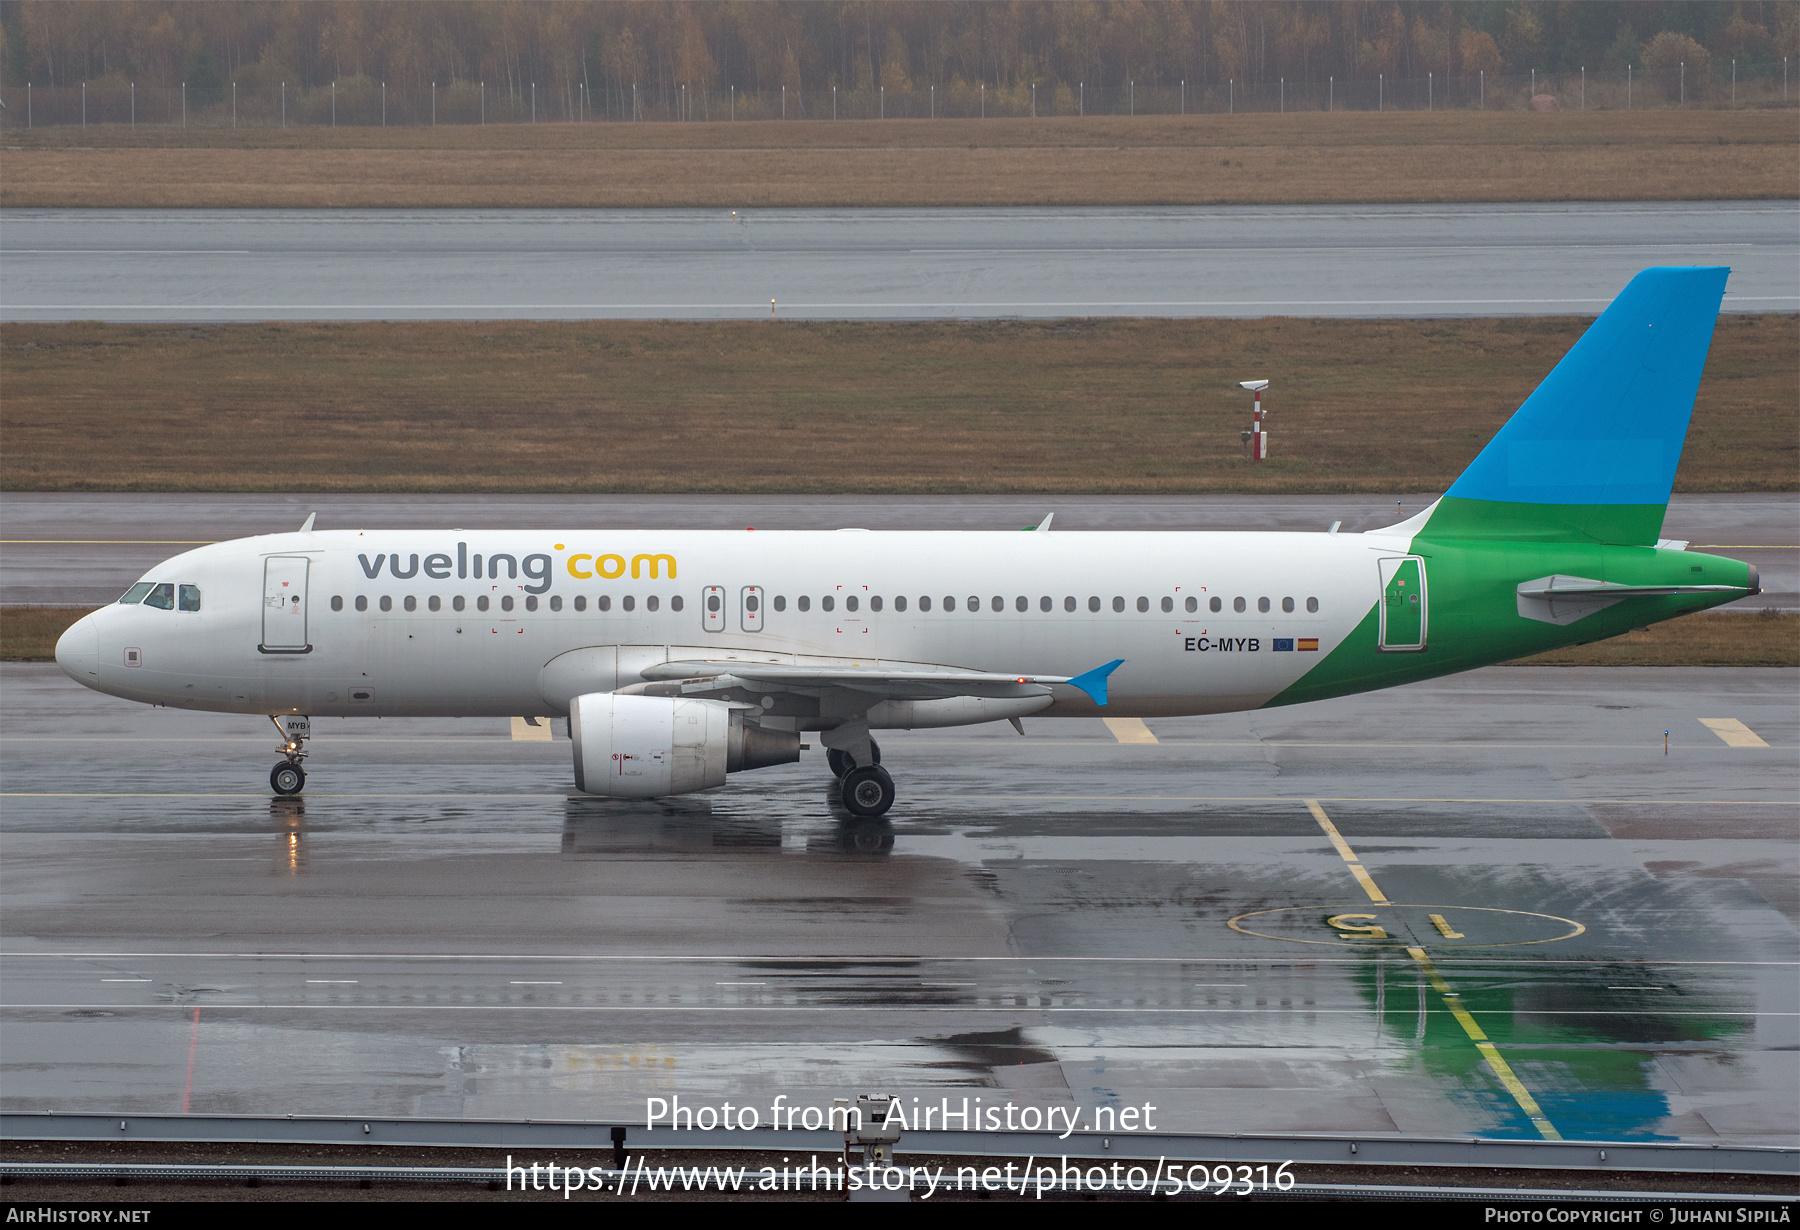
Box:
2 662 1794 1144
4 492 1792 611
3 203 1794 322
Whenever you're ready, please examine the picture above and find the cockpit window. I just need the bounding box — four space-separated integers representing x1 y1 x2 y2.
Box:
142 583 176 610
119 582 154 604
178 584 202 612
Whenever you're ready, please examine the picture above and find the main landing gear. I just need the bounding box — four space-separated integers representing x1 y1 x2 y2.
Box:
828 738 893 818
269 714 309 796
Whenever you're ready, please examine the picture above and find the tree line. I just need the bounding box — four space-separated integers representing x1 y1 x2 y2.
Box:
3 1 1794 104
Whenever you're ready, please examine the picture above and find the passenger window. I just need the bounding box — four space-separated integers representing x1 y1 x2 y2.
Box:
500 595 514 612
1282 597 1294 613
773 596 786 612
670 595 684 612
970 596 982 612
1088 596 1101 612
991 596 1004 612
1185 596 1198 613
822 596 834 612
1210 597 1222 613
707 592 722 613
943 596 956 611
1065 596 1076 612
1233 597 1246 613
476 596 489 612
119 582 155 604
920 596 933 612
179 585 202 612
1040 596 1052 612
404 595 417 612
380 596 393 612
1015 596 1028 612
1160 596 1173 613
845 596 858 613
453 595 466 612
1258 597 1271 613
646 595 659 612
549 596 562 612
356 596 369 612
894 596 907 612
797 595 810 612
574 596 587 611
597 595 611 611
1112 596 1125 613
1306 597 1319 613
1137 597 1149 613
429 596 442 611
143 583 175 610
524 596 537 612
331 595 344 612
622 596 635 612
870 596 882 612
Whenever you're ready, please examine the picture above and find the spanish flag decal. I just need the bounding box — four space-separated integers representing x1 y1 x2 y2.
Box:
1298 638 1319 651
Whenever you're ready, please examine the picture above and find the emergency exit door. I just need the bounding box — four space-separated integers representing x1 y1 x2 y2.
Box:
260 556 312 653
1378 557 1427 651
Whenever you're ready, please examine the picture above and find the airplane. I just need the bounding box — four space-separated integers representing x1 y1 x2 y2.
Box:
54 267 1758 818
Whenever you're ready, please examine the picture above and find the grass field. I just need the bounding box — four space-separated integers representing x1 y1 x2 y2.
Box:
3 315 1792 494
4 112 1794 207
6 605 1790 667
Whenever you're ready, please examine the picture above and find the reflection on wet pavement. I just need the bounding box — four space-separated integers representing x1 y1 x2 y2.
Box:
1 663 1794 1144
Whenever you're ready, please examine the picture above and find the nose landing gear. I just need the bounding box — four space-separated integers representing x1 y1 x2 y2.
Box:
269 714 310 796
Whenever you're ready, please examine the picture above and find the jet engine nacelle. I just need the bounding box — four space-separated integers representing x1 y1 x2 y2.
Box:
569 692 800 797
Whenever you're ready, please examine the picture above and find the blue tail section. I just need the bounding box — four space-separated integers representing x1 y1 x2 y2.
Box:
1442 266 1727 513
1066 659 1124 707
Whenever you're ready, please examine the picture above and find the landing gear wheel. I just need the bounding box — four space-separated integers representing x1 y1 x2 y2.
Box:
841 764 895 818
826 739 881 780
270 762 306 796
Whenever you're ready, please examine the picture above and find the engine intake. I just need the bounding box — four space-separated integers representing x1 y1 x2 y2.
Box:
569 692 800 797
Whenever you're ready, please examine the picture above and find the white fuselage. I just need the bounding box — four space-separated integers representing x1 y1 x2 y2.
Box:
57 527 1408 724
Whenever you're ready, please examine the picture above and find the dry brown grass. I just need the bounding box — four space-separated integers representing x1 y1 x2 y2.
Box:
5 112 1793 207
1508 610 1799 667
3 315 1792 494
6 605 1791 665
0 606 93 661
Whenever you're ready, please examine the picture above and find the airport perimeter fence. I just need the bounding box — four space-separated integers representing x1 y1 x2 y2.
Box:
3 64 1794 129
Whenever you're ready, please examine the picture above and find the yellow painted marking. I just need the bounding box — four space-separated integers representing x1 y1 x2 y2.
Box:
1429 913 1466 939
1325 914 1389 939
1699 718 1770 749
510 717 553 743
1407 946 1561 1141
1102 717 1158 744
1306 798 1390 903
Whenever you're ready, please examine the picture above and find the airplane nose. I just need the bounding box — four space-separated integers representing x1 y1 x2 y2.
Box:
55 611 101 685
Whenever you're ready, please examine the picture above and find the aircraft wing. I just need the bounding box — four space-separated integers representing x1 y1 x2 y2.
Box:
637 658 1124 706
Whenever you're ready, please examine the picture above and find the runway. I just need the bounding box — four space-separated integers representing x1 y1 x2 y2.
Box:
3 202 1795 322
1 662 1794 1142
4 492 1792 610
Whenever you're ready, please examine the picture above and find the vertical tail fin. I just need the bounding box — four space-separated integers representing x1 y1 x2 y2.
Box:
1422 266 1728 545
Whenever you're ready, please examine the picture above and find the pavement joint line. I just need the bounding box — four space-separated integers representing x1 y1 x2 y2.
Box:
8 952 1795 966
3 1003 1788 1016
1407 945 1563 1142
5 793 1794 804
1699 718 1771 748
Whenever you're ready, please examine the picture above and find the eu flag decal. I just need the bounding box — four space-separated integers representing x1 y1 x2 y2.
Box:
1273 638 1295 652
